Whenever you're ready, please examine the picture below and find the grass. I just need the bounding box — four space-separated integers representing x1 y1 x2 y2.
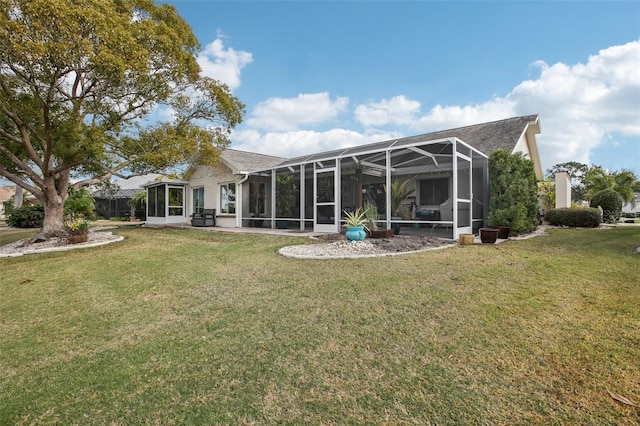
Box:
1 226 639 425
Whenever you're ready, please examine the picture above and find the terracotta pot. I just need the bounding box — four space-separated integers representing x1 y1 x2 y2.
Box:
67 232 89 244
497 226 511 239
479 228 499 244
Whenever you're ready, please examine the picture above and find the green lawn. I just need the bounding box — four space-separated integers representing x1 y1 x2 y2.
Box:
1 227 639 425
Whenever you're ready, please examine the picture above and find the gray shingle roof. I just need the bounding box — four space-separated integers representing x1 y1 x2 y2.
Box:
278 115 539 167
221 149 285 173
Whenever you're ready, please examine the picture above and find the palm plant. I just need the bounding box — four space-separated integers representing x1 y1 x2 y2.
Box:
388 179 415 217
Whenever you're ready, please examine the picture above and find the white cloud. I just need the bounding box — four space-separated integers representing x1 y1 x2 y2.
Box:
410 40 640 169
197 38 253 90
246 92 349 132
354 95 421 127
414 99 516 132
236 40 639 171
232 128 399 159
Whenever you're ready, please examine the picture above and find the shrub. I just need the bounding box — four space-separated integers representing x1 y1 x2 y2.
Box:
545 207 601 228
64 216 90 234
64 188 96 220
488 150 538 235
590 189 623 223
6 204 44 228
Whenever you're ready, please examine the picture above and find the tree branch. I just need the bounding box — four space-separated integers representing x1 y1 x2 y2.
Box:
0 143 45 187
0 165 42 199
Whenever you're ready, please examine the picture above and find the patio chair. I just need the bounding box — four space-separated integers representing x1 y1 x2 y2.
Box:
191 209 216 227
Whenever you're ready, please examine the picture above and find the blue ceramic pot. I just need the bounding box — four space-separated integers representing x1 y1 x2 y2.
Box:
345 226 366 241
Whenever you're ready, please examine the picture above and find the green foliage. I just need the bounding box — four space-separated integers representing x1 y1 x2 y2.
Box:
0 0 244 236
537 178 556 211
545 207 601 228
64 216 90 235
363 202 379 231
6 204 44 228
343 207 368 228
488 150 538 235
546 161 589 202
388 179 415 217
590 189 623 223
275 174 297 217
64 188 95 219
584 167 638 206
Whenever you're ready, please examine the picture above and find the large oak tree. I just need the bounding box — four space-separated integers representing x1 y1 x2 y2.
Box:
0 0 244 238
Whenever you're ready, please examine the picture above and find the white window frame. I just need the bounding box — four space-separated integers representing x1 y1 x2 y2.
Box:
220 182 236 214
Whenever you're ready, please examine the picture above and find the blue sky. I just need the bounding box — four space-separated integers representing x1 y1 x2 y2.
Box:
175 1 638 175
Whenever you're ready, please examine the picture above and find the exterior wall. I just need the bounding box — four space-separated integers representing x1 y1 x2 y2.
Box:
512 134 531 157
513 124 543 180
188 163 239 228
622 192 640 214
555 171 572 209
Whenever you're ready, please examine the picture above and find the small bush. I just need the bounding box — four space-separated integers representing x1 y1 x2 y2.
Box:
65 188 96 220
589 189 623 223
6 204 45 228
545 207 601 228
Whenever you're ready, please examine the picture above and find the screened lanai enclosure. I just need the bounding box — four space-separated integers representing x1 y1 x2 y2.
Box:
241 137 488 239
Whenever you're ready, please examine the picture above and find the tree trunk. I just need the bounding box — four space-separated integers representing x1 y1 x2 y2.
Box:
38 198 67 239
13 185 23 208
33 172 71 241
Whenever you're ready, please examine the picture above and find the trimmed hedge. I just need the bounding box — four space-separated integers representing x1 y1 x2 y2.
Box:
545 207 601 228
6 204 45 228
589 189 623 224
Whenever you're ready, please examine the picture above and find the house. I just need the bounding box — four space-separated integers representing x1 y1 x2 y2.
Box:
622 191 640 216
145 115 543 238
0 185 16 219
93 174 162 219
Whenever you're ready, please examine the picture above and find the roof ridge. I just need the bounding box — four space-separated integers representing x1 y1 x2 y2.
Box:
224 147 285 160
421 114 538 135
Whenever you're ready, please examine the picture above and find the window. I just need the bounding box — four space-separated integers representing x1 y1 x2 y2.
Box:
168 186 184 216
419 178 449 206
220 182 236 214
147 185 165 217
193 187 204 215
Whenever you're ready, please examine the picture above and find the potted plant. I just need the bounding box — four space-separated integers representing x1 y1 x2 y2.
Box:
275 174 297 229
343 207 368 241
127 191 146 221
388 179 415 235
64 215 90 244
364 202 394 238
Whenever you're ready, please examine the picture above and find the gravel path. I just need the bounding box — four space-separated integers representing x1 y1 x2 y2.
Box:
0 231 123 257
279 235 457 259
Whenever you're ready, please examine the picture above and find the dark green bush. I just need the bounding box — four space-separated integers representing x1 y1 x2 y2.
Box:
6 204 44 228
590 189 623 223
488 149 538 235
545 207 601 228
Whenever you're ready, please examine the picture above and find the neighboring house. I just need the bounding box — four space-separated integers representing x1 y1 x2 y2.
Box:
93 174 162 219
0 185 16 219
622 191 640 215
145 115 543 239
